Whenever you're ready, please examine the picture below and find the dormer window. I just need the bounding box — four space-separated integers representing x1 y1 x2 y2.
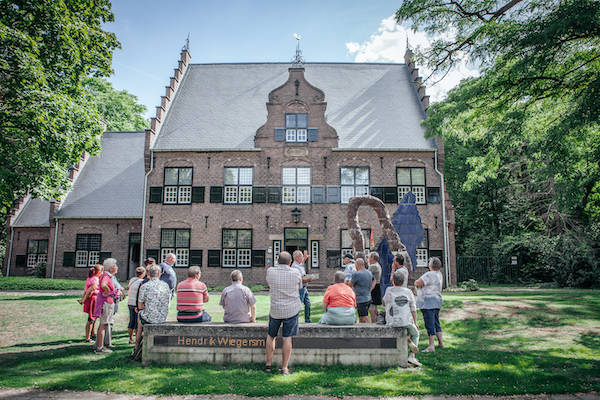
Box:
285 113 308 142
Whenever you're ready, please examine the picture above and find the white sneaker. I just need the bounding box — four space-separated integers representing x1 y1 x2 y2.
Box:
407 355 422 367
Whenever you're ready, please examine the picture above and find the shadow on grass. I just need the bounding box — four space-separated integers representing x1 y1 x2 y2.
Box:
0 295 80 301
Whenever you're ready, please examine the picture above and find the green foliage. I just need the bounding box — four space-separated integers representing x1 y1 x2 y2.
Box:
0 276 84 290
460 279 479 291
34 262 46 278
396 0 600 287
82 77 148 131
0 0 120 217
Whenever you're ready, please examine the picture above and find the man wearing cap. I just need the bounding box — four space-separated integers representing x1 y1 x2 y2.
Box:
342 253 356 282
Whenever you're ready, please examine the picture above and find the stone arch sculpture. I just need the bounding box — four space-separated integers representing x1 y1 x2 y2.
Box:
346 195 413 270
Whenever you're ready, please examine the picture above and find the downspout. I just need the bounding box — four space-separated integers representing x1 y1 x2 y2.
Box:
140 149 154 269
50 218 59 279
6 227 14 277
434 150 451 287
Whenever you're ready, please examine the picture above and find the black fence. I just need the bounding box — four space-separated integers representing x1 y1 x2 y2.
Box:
457 256 521 284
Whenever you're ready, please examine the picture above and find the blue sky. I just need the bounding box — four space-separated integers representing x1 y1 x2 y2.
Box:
106 1 477 118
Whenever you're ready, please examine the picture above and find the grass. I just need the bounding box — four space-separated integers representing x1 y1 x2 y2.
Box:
0 276 85 291
0 287 598 397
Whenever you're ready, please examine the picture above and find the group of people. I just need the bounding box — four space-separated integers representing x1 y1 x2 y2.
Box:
78 249 444 371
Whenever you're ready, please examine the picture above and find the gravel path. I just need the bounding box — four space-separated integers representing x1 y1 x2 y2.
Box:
0 388 598 400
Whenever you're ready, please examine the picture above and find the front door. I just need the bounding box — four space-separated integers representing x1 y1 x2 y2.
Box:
128 233 141 278
284 227 308 255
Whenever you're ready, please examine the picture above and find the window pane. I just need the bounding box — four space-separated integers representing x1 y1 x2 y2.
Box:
178 186 191 203
222 229 237 248
297 168 311 185
411 168 425 185
224 186 238 203
178 168 192 185
297 186 311 203
176 248 189 267
285 114 297 128
341 186 354 204
355 186 369 196
88 251 100 266
340 168 354 185
175 229 190 248
421 229 429 248
286 129 296 142
223 249 236 267
341 230 352 249
76 235 89 250
238 168 253 185
39 240 48 254
224 168 238 185
296 129 307 142
238 249 251 267
273 240 281 266
297 114 308 128
237 230 252 248
161 229 175 248
398 186 411 202
27 254 37 268
89 235 101 251
397 168 411 185
282 187 296 203
38 254 47 264
164 186 178 203
282 168 296 185
165 168 179 185
311 241 319 268
239 186 252 203
413 186 426 204
161 248 174 263
416 249 428 267
28 241 37 254
76 251 88 267
355 167 369 185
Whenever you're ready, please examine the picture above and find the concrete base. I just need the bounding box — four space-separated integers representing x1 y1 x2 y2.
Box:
143 323 407 367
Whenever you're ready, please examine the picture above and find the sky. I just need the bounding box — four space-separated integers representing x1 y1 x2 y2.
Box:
106 0 478 118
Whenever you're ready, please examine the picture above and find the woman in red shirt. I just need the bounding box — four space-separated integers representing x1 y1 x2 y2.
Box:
78 264 103 342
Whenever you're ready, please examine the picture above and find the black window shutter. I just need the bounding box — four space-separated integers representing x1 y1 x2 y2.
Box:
326 186 340 203
326 250 341 268
370 187 384 201
383 187 398 203
15 254 26 268
267 186 282 203
311 185 325 203
207 250 221 267
99 252 112 264
146 249 159 261
63 252 76 267
149 187 163 203
209 186 223 203
252 187 267 203
192 186 205 203
274 128 285 141
190 250 203 266
252 250 266 267
307 128 318 142
427 187 441 204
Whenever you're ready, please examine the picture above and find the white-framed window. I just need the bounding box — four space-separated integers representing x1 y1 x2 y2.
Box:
164 167 192 204
417 228 429 267
285 113 308 142
224 167 253 204
222 229 252 268
160 228 190 267
272 240 281 266
397 167 426 204
26 239 48 268
340 229 370 267
340 167 369 204
311 240 319 269
282 167 311 204
75 234 101 267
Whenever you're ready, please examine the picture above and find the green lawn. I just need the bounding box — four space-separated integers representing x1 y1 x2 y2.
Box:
0 287 599 397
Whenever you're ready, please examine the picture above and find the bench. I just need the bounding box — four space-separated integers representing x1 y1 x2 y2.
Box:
142 322 408 367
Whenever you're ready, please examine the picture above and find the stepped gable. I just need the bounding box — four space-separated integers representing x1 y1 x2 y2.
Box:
152 63 436 151
55 131 146 218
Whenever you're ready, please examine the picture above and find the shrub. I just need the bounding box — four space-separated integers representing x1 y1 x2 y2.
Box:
460 279 479 291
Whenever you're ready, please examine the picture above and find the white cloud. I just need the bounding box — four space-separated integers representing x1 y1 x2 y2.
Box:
345 16 479 102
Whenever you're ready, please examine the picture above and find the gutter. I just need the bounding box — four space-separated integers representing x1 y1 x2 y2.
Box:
140 148 154 273
434 150 451 287
50 218 58 279
6 228 14 277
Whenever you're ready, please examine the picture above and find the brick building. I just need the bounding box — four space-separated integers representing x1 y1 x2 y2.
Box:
3 47 456 286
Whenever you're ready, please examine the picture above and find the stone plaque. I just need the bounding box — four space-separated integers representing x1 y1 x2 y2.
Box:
285 147 309 157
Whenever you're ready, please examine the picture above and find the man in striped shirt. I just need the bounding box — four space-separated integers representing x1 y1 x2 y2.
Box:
176 266 211 323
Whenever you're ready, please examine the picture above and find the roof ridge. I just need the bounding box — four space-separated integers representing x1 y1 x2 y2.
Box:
188 62 407 66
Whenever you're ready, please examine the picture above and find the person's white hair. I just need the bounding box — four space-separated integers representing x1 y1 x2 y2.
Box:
103 258 117 270
148 264 161 278
166 253 177 261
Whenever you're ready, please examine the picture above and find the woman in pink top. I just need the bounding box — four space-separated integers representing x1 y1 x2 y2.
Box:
78 264 103 342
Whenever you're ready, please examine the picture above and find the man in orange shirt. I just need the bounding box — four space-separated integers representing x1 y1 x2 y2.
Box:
319 271 356 325
176 266 211 323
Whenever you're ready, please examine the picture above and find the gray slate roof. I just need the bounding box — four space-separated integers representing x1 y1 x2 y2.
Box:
55 131 145 218
153 63 435 151
12 198 51 227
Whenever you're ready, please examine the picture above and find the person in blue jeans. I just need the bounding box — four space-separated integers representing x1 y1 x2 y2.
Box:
415 257 444 352
291 250 313 323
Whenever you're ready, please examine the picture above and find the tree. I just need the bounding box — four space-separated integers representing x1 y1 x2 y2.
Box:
0 0 120 220
83 77 148 132
396 0 600 286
